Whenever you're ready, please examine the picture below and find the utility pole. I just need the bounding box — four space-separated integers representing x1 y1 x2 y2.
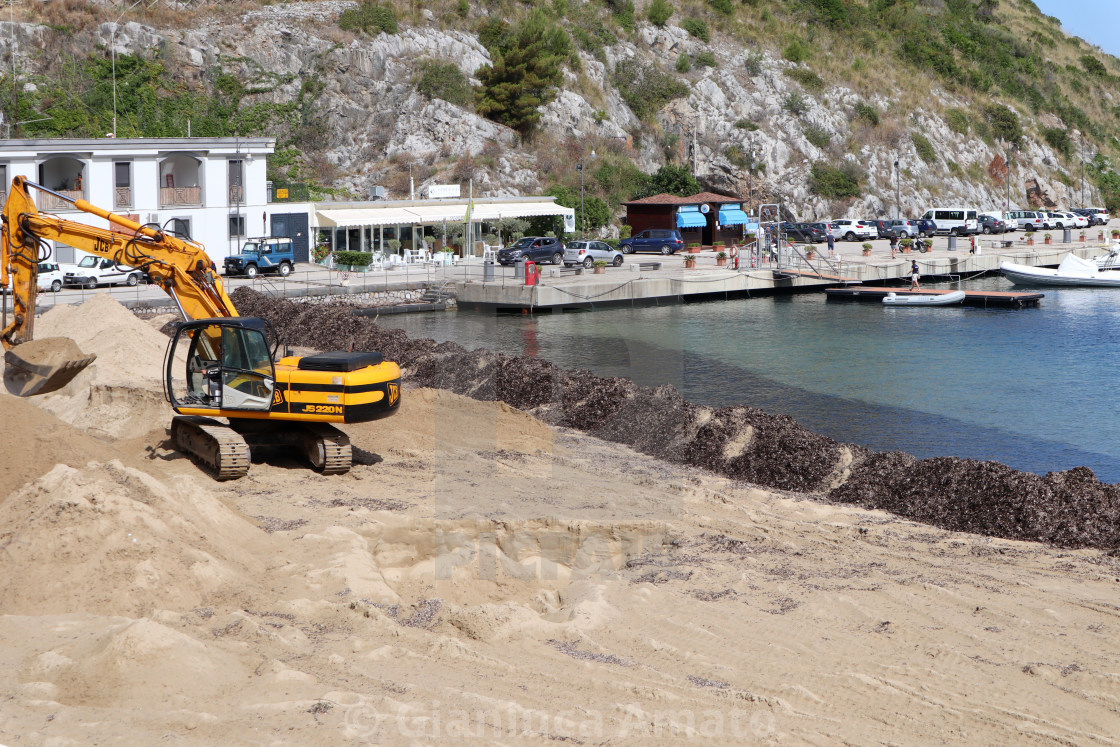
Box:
1080 133 1086 208
894 157 900 220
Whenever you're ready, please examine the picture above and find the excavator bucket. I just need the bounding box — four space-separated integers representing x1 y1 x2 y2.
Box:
3 337 97 396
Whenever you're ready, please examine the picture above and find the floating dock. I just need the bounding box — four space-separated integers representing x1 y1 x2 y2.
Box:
825 287 1044 308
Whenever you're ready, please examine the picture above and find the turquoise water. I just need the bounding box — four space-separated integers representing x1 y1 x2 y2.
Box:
377 279 1120 482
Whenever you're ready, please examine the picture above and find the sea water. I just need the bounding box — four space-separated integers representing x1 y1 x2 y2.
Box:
377 279 1120 483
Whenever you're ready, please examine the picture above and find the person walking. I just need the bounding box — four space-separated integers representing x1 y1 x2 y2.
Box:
909 259 921 291
890 233 899 259
826 222 835 259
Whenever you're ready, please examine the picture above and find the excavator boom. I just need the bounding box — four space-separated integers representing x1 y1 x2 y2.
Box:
1 176 236 394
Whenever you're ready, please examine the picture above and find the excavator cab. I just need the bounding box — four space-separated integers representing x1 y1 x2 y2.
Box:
165 317 276 413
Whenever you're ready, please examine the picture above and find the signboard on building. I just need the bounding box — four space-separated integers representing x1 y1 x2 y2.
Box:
426 184 461 199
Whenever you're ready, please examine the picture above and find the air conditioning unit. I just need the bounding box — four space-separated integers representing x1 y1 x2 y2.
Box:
146 214 159 225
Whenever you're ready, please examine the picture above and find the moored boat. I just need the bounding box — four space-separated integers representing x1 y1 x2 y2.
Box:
882 290 966 306
1001 253 1120 288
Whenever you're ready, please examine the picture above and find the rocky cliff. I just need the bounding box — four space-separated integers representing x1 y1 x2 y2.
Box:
1 0 1109 222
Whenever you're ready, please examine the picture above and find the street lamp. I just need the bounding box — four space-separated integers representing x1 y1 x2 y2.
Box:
1080 133 1086 208
894 158 900 220
111 0 144 138
576 146 595 237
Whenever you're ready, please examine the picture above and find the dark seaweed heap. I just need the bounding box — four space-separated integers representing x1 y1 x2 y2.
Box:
232 288 1120 551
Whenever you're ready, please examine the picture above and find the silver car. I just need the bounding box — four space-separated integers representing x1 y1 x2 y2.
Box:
563 240 624 268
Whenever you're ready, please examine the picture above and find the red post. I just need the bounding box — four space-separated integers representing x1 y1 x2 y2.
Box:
524 261 538 286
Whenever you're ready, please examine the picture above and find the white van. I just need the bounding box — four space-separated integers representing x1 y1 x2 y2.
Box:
921 207 980 236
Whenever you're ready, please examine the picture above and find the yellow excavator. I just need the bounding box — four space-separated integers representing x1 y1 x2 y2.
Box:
1 176 401 479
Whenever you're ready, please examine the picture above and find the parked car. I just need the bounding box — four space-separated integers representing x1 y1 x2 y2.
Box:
223 236 296 278
782 222 826 243
884 219 923 238
1085 207 1110 225
496 236 566 265
1006 209 1047 232
1045 211 1088 229
618 228 685 255
909 218 937 238
563 240 624 268
871 220 898 239
37 261 65 293
63 255 145 289
830 219 876 241
978 214 1011 234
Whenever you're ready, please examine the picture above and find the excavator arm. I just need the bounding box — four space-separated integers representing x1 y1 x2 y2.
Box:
1 176 242 395
1 176 237 351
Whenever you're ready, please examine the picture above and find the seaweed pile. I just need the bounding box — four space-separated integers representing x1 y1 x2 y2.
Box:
232 289 1120 550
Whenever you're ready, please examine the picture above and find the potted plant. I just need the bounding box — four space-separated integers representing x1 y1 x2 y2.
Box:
806 247 816 260
1099 229 1106 241
683 253 697 268
715 251 728 267
592 259 608 274
1025 227 1035 245
687 242 702 254
1112 228 1120 240
312 243 331 264
861 242 873 256
1044 232 1052 245
1080 230 1087 242
900 238 912 253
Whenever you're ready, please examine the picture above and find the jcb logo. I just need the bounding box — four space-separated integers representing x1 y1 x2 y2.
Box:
272 388 285 406
388 382 400 407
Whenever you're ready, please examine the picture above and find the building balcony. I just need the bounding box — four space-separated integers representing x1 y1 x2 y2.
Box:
160 186 202 207
115 187 132 209
38 190 83 211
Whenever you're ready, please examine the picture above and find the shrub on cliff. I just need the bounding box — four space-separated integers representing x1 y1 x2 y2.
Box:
338 2 397 35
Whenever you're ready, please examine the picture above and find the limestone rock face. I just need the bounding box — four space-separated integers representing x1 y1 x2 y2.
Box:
12 2 1099 214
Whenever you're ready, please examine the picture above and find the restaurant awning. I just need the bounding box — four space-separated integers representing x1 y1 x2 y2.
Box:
676 211 707 228
718 208 751 225
470 201 574 221
315 207 418 228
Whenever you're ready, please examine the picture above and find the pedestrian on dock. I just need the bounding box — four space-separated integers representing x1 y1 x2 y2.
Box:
826 222 835 258
909 259 920 291
890 234 899 259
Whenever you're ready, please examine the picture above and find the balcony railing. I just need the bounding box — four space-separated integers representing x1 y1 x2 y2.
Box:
114 186 132 209
229 184 243 204
38 190 83 211
160 186 202 207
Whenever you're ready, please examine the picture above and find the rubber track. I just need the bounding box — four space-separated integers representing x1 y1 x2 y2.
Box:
172 416 251 480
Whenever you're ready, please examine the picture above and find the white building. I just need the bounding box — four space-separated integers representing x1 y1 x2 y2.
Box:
0 136 307 264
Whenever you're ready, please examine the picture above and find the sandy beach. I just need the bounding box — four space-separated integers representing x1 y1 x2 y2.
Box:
2 294 1119 744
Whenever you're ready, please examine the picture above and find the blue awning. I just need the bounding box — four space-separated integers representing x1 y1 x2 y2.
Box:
677 211 707 228
719 208 751 225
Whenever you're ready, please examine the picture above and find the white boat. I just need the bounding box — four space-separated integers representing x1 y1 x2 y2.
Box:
1001 253 1120 287
882 290 966 306
1091 242 1120 269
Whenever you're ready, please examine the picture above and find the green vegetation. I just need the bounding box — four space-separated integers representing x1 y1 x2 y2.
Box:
681 18 710 42
912 132 936 163
613 58 689 120
854 103 879 126
338 2 398 35
782 90 809 116
808 161 863 199
983 103 1023 145
547 184 611 232
333 251 375 267
786 67 824 92
633 164 701 199
743 52 764 76
1041 126 1071 157
476 11 572 133
647 0 673 27
781 35 811 64
945 108 970 135
414 60 473 108
735 119 760 131
695 51 717 68
676 54 691 73
1081 55 1107 76
707 0 735 13
805 124 831 148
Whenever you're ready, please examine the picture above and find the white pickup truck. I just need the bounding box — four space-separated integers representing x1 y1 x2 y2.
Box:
63 255 145 289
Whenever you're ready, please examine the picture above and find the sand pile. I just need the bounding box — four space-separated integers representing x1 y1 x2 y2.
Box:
0 460 270 617
232 288 1120 550
31 293 178 438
